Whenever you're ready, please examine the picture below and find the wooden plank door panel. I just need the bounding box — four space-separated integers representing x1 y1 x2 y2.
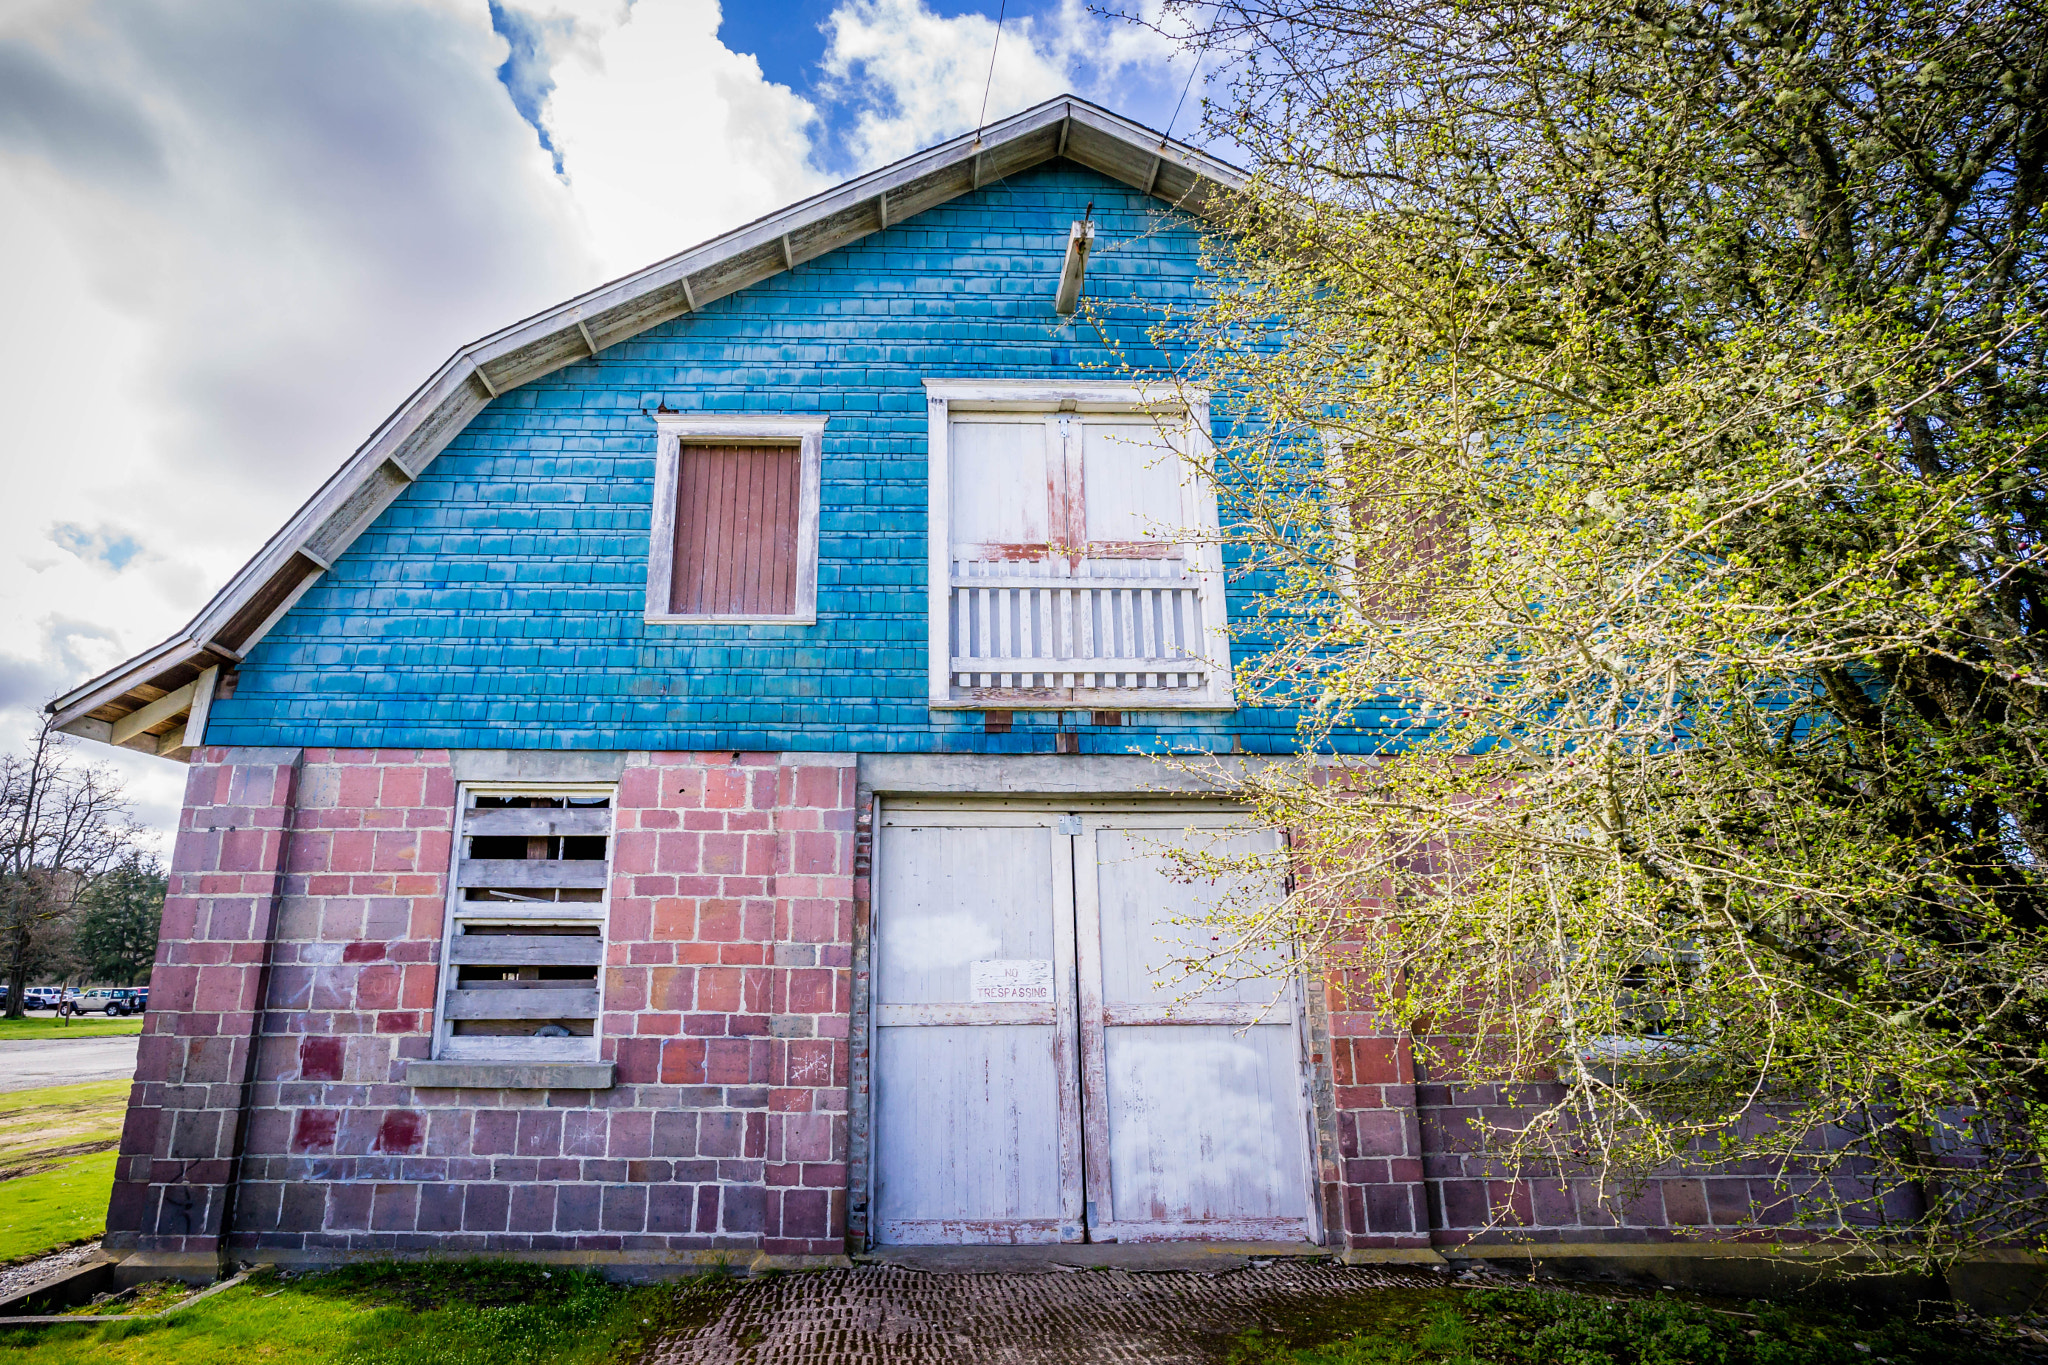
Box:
1080 422 1186 548
1101 1023 1312 1237
671 444 802 616
871 816 1083 1245
1076 819 1316 1244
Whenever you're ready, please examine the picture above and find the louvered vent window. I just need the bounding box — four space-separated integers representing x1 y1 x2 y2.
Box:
433 789 613 1062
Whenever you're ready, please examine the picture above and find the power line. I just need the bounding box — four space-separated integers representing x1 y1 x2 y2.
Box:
1163 53 1203 142
1162 22 1211 144
976 1 1009 139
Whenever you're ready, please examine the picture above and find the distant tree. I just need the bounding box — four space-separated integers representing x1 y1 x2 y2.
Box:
1160 0 2048 1265
2 720 140 1017
73 853 166 986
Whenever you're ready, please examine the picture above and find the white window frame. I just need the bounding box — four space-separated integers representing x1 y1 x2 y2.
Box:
645 414 825 625
1320 429 1367 613
433 782 615 1064
923 379 1235 710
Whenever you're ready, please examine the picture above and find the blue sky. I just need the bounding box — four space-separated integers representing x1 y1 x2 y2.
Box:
0 0 1209 837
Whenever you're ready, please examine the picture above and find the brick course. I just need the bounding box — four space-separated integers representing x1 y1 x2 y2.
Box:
109 746 855 1262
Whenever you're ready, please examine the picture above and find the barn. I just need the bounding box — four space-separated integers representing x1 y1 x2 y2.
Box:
50 96 1757 1283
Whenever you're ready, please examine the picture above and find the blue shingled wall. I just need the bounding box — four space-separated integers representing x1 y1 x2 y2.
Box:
204 161 1385 757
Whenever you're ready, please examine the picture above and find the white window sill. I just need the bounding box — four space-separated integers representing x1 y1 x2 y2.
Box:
930 696 1238 712
1574 1036 1699 1062
644 613 818 626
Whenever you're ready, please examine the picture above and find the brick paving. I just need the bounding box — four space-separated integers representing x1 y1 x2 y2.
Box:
650 1261 1446 1364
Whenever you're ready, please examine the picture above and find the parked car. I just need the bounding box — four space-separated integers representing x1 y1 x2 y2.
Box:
21 987 64 1011
78 987 143 1016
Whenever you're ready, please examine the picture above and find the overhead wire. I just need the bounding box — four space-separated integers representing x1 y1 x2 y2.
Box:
975 1 1009 141
1162 9 1218 145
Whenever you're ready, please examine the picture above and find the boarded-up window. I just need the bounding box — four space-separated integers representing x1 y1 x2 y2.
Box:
670 444 803 616
434 789 612 1063
1330 444 1468 619
947 418 1185 558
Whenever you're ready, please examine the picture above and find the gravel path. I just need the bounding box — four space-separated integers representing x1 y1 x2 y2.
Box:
0 1241 104 1304
649 1261 1446 1365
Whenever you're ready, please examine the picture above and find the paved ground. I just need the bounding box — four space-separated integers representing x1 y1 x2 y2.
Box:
650 1260 1448 1364
0 1037 140 1092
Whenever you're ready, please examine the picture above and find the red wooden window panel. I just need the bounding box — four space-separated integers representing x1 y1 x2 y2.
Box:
670 444 802 616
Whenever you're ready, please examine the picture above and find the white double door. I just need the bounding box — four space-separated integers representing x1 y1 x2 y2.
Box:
871 807 1318 1245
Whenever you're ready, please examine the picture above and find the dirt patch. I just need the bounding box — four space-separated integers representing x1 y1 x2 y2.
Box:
0 1083 126 1183
0 1139 119 1183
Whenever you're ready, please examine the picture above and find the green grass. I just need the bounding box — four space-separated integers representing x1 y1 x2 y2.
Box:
0 1016 145 1040
0 1261 738 1365
1227 1284 2029 1365
0 1079 129 1264
0 1150 119 1265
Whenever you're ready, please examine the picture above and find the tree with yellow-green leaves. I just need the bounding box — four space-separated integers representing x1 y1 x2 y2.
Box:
1162 0 2048 1265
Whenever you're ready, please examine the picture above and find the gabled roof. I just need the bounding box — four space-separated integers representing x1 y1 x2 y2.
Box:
48 96 1244 758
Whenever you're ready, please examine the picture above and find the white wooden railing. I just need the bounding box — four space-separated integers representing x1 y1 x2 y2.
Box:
948 558 1213 692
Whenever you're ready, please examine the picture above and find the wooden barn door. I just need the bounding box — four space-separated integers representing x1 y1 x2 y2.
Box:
1076 816 1316 1243
871 807 1316 1246
870 811 1085 1244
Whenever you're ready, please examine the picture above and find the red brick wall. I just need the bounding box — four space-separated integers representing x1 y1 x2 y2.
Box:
114 745 1784 1263
107 748 301 1261
1326 1012 1432 1249
110 747 856 1263
1323 956 1772 1250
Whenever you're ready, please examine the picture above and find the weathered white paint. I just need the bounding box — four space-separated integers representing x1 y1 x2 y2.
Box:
950 419 1053 546
1101 1025 1309 1233
872 815 1084 1245
970 959 1054 1002
1054 220 1096 314
871 806 1316 1247
875 1025 1067 1243
1077 818 1315 1244
1081 423 1185 545
923 384 1234 709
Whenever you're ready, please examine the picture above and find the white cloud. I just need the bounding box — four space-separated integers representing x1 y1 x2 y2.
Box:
0 0 603 838
0 0 1195 848
820 0 1193 166
530 0 829 277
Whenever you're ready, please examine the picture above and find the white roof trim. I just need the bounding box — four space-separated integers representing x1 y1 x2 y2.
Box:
49 95 1242 748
